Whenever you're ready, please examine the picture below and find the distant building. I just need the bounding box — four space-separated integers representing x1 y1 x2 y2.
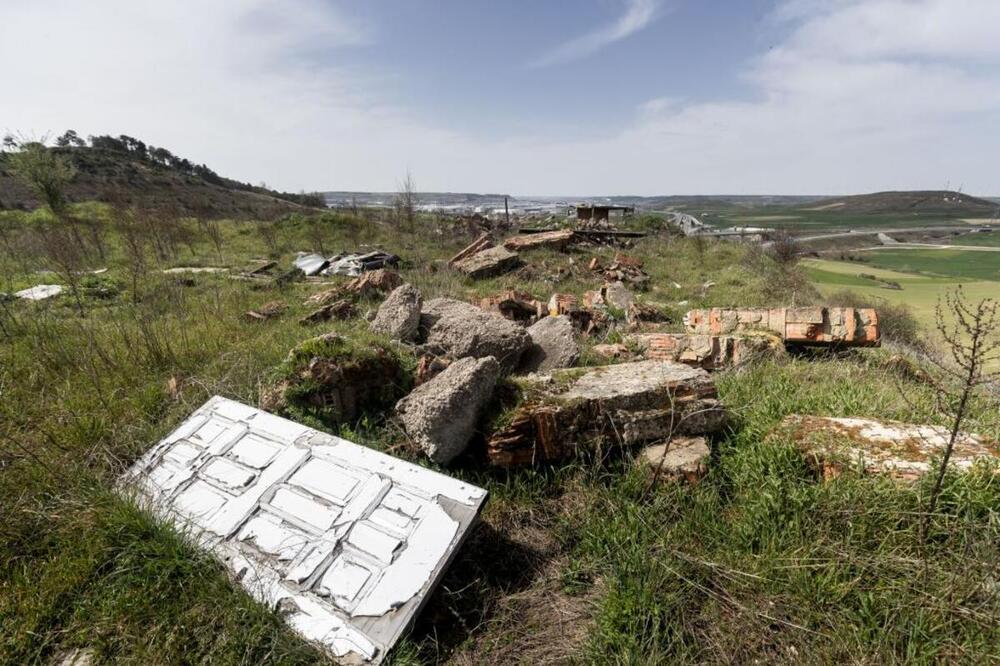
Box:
573 203 635 222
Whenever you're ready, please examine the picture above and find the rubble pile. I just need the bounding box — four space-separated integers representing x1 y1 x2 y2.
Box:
243 300 287 322
305 269 403 308
502 228 575 252
588 252 649 286
478 290 544 324
487 360 728 466
370 284 423 341
418 298 532 374
772 415 1000 480
685 307 880 347
452 245 522 279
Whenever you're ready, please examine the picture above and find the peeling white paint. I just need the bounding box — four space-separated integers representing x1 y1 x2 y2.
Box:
122 396 486 664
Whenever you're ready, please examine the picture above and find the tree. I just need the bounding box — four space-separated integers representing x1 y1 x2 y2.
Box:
6 141 75 217
393 171 417 230
55 130 85 148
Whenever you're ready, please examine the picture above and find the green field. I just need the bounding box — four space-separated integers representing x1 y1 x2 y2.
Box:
948 231 1000 247
803 257 1000 334
859 247 1000 281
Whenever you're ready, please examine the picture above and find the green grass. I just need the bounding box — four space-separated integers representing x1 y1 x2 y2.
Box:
1 207 998 664
947 231 1000 247
859 248 1000 281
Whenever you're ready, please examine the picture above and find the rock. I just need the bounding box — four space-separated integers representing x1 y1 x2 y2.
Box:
520 315 580 373
397 356 501 464
630 333 781 370
603 281 634 310
305 269 403 306
451 245 523 279
547 293 579 316
684 307 880 347
299 299 355 325
487 360 728 466
415 354 451 386
771 415 1000 481
502 229 575 252
419 298 532 374
53 648 95 666
642 436 710 483
370 283 422 341
591 343 632 360
261 334 407 425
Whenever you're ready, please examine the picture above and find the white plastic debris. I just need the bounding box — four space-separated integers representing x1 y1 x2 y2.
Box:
15 284 63 300
121 396 486 664
294 253 329 276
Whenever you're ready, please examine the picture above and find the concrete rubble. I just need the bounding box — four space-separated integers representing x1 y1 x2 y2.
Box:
641 436 711 483
396 356 501 465
478 290 544 324
419 298 531 374
772 415 1000 480
584 281 634 311
684 307 880 347
520 315 580 373
502 228 575 252
324 251 399 277
631 333 781 370
14 284 64 300
451 245 522 279
370 284 422 341
591 343 633 361
448 233 493 267
306 270 403 307
588 253 649 286
121 396 486 664
487 360 728 466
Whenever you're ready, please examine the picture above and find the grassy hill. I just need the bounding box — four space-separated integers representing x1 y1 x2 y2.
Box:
0 137 323 219
804 190 997 217
1 200 998 663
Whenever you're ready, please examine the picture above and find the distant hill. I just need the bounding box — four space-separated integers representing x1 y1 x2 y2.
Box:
0 134 324 219
803 190 996 216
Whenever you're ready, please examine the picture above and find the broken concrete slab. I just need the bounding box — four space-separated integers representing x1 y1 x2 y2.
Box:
260 334 406 425
772 414 1000 481
370 284 422 342
591 343 633 361
520 315 580 373
121 396 486 665
502 228 575 252
306 270 404 307
478 290 543 324
396 356 501 465
451 245 523 279
684 307 880 347
448 233 493 267
631 333 781 370
414 354 451 386
419 298 531 374
487 360 727 466
583 281 634 311
642 436 710 483
14 284 63 300
300 299 356 325
294 253 329 276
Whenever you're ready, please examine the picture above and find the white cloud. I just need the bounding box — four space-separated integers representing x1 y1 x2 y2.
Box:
2 0 999 195
529 0 662 68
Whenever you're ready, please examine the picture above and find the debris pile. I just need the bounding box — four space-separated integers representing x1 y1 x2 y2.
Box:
684 307 880 347
243 300 287 323
772 415 1000 480
502 228 575 252
487 360 728 466
419 298 531 374
294 250 399 277
588 253 649 286
452 245 522 279
478 290 544 324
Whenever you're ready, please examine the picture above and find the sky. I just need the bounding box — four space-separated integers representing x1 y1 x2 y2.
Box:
2 0 999 196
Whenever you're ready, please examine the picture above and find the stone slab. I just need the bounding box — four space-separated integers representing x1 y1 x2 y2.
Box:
772 414 1000 480
121 397 487 664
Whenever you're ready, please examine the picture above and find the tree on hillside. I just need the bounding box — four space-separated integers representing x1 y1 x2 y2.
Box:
7 141 75 217
55 129 86 148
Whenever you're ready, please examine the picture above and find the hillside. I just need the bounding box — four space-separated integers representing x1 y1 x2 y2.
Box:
0 136 323 219
804 190 996 216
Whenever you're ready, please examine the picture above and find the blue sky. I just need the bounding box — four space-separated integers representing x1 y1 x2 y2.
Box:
3 0 1000 195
